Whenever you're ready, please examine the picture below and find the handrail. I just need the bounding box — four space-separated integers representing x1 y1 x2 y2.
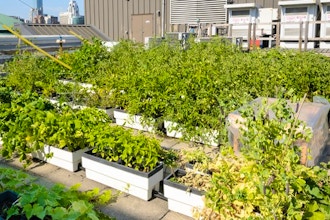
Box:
214 20 330 51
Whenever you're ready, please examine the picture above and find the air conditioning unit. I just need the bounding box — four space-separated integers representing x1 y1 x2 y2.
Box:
166 32 196 40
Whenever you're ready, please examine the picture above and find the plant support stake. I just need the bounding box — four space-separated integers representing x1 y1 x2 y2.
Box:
2 24 72 70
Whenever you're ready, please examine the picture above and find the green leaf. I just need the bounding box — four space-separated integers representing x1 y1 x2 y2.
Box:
23 203 33 219
310 187 323 199
50 207 68 219
31 204 47 219
70 183 82 191
309 212 325 220
71 200 90 214
307 201 319 212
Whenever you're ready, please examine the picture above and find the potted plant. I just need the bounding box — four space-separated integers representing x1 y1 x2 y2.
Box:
82 123 164 201
199 97 330 219
0 92 110 171
163 148 214 218
31 106 110 172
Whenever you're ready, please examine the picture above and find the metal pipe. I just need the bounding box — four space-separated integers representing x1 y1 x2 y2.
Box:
304 21 309 51
161 0 165 38
2 24 72 70
69 30 91 44
299 22 303 52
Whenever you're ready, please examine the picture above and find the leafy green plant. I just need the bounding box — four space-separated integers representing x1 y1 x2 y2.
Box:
0 92 56 166
0 91 111 167
88 124 162 172
3 38 330 147
45 106 110 151
200 96 330 219
5 52 60 96
59 38 112 83
0 167 114 220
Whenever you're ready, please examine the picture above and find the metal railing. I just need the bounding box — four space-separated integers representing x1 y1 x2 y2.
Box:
214 20 330 52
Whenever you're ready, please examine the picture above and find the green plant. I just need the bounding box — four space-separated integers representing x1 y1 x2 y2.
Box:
51 80 91 104
0 91 111 167
200 96 330 219
0 92 56 166
3 38 330 146
0 167 35 192
59 38 112 83
5 52 60 96
88 124 162 172
45 106 110 152
0 167 114 220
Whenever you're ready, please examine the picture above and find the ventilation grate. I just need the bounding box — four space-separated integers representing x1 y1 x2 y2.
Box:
170 0 227 24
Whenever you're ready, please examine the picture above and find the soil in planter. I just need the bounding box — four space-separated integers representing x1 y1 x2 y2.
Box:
0 200 12 219
0 191 48 220
0 191 19 220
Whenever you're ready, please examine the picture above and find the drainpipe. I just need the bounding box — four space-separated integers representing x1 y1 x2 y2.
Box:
161 0 165 37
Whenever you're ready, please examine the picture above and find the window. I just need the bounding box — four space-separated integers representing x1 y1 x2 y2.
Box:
285 7 307 15
232 10 249 17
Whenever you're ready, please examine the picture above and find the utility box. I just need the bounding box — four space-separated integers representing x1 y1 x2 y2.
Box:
320 0 330 49
279 0 318 49
258 8 278 36
225 3 259 48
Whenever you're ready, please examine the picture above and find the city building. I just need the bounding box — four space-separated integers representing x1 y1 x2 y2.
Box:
59 0 84 25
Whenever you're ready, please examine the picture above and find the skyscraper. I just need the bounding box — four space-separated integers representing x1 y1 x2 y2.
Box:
35 0 43 16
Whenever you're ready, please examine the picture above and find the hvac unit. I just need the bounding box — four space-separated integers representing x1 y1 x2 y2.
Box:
166 32 195 40
225 3 259 49
279 0 318 49
320 0 330 49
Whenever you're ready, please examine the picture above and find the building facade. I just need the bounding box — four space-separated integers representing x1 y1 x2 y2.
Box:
60 0 84 25
84 0 231 42
234 0 279 8
84 0 301 42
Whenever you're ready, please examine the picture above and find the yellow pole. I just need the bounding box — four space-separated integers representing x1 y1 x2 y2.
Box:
68 30 91 44
2 24 72 70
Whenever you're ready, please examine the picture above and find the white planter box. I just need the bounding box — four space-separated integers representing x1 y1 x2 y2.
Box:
164 120 219 147
164 169 205 218
58 79 94 92
47 99 114 120
82 150 164 201
164 121 184 138
32 145 89 172
113 109 155 132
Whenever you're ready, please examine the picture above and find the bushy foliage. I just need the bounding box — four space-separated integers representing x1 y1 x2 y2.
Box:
4 38 330 145
199 97 330 219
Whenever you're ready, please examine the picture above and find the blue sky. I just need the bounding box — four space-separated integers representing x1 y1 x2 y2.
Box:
0 0 84 20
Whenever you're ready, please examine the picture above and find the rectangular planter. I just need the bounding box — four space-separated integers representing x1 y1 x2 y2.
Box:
82 150 164 201
164 120 219 147
32 145 89 172
113 109 155 132
58 79 94 90
47 99 115 121
164 169 205 218
164 121 183 139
